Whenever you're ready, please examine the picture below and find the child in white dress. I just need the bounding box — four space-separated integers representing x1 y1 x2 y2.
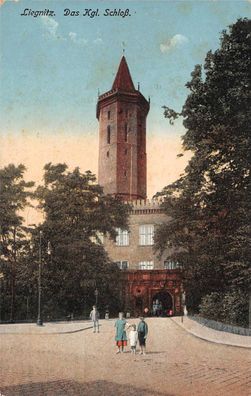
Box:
128 324 138 354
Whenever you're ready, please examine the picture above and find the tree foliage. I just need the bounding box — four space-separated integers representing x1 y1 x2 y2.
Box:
31 163 130 319
0 164 34 321
0 163 130 321
155 19 251 325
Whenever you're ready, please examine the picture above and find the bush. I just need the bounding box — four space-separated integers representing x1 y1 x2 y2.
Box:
199 290 249 327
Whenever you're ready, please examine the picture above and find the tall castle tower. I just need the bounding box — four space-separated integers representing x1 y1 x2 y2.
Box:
97 56 150 200
96 56 182 316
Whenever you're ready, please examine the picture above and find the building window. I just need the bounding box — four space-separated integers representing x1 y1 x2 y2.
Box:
107 151 109 158
139 225 154 245
107 125 111 144
164 260 179 270
115 261 129 270
138 261 154 270
90 232 104 245
116 228 129 246
124 123 128 142
108 111 111 120
124 170 127 177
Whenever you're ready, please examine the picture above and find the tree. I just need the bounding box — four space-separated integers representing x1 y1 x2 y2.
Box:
33 163 130 319
0 164 34 321
155 19 251 325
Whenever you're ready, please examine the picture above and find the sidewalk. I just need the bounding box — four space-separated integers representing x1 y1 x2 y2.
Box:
171 316 251 349
0 320 94 335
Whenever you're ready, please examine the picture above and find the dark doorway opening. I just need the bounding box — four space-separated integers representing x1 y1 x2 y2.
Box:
152 290 173 317
134 297 143 316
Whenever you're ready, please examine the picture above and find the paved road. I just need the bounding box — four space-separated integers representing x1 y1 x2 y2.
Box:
0 318 250 395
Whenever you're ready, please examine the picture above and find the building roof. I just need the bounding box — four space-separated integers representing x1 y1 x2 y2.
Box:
112 56 135 92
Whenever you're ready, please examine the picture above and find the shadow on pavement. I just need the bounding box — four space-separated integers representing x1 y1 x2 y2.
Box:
1 379 174 395
144 351 165 355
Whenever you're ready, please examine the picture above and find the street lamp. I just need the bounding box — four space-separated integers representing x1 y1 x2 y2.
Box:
37 230 43 326
94 288 99 307
0 272 4 322
181 290 186 323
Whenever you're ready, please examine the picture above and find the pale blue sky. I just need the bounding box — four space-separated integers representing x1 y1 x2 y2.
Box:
0 0 250 138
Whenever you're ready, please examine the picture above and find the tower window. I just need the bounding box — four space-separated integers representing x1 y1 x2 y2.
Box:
108 111 111 120
124 170 127 177
124 123 128 142
107 151 109 158
107 125 111 144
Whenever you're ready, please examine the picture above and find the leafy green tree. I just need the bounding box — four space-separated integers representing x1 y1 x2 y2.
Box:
33 163 130 319
155 19 251 324
0 164 34 321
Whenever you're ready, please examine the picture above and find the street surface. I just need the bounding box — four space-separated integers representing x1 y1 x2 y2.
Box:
0 318 250 395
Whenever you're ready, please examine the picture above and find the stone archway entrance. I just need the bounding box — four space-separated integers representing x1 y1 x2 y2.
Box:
152 290 173 316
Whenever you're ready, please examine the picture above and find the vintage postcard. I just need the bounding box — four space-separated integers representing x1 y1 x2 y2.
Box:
0 1 250 395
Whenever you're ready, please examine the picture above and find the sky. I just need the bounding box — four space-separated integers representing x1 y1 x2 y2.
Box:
0 0 250 222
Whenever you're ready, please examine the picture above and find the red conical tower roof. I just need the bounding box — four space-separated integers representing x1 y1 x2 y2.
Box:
112 56 135 91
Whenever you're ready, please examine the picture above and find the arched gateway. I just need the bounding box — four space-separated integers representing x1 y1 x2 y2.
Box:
152 290 173 314
122 269 182 317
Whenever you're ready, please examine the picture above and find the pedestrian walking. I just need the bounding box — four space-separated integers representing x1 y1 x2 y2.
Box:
137 316 148 355
114 312 128 354
128 324 138 354
90 305 100 333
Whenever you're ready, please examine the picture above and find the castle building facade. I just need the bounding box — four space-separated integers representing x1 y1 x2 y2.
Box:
97 57 182 316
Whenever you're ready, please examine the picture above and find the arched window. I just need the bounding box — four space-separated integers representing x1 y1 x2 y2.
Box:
107 125 111 144
124 123 128 142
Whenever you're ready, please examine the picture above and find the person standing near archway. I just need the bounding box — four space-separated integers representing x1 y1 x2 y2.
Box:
90 305 100 333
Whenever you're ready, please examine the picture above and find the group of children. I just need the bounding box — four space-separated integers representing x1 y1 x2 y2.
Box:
90 307 149 355
115 313 148 355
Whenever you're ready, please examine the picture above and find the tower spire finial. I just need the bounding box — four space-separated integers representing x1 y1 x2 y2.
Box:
122 41 126 55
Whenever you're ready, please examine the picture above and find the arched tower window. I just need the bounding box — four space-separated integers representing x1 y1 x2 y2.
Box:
124 123 128 142
107 125 111 144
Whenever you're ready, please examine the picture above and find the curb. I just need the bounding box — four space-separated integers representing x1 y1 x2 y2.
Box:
171 317 251 349
0 325 94 336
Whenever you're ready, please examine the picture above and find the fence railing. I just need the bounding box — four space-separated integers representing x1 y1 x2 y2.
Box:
190 315 251 336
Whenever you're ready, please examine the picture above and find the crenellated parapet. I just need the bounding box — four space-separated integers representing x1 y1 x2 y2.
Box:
125 197 165 214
